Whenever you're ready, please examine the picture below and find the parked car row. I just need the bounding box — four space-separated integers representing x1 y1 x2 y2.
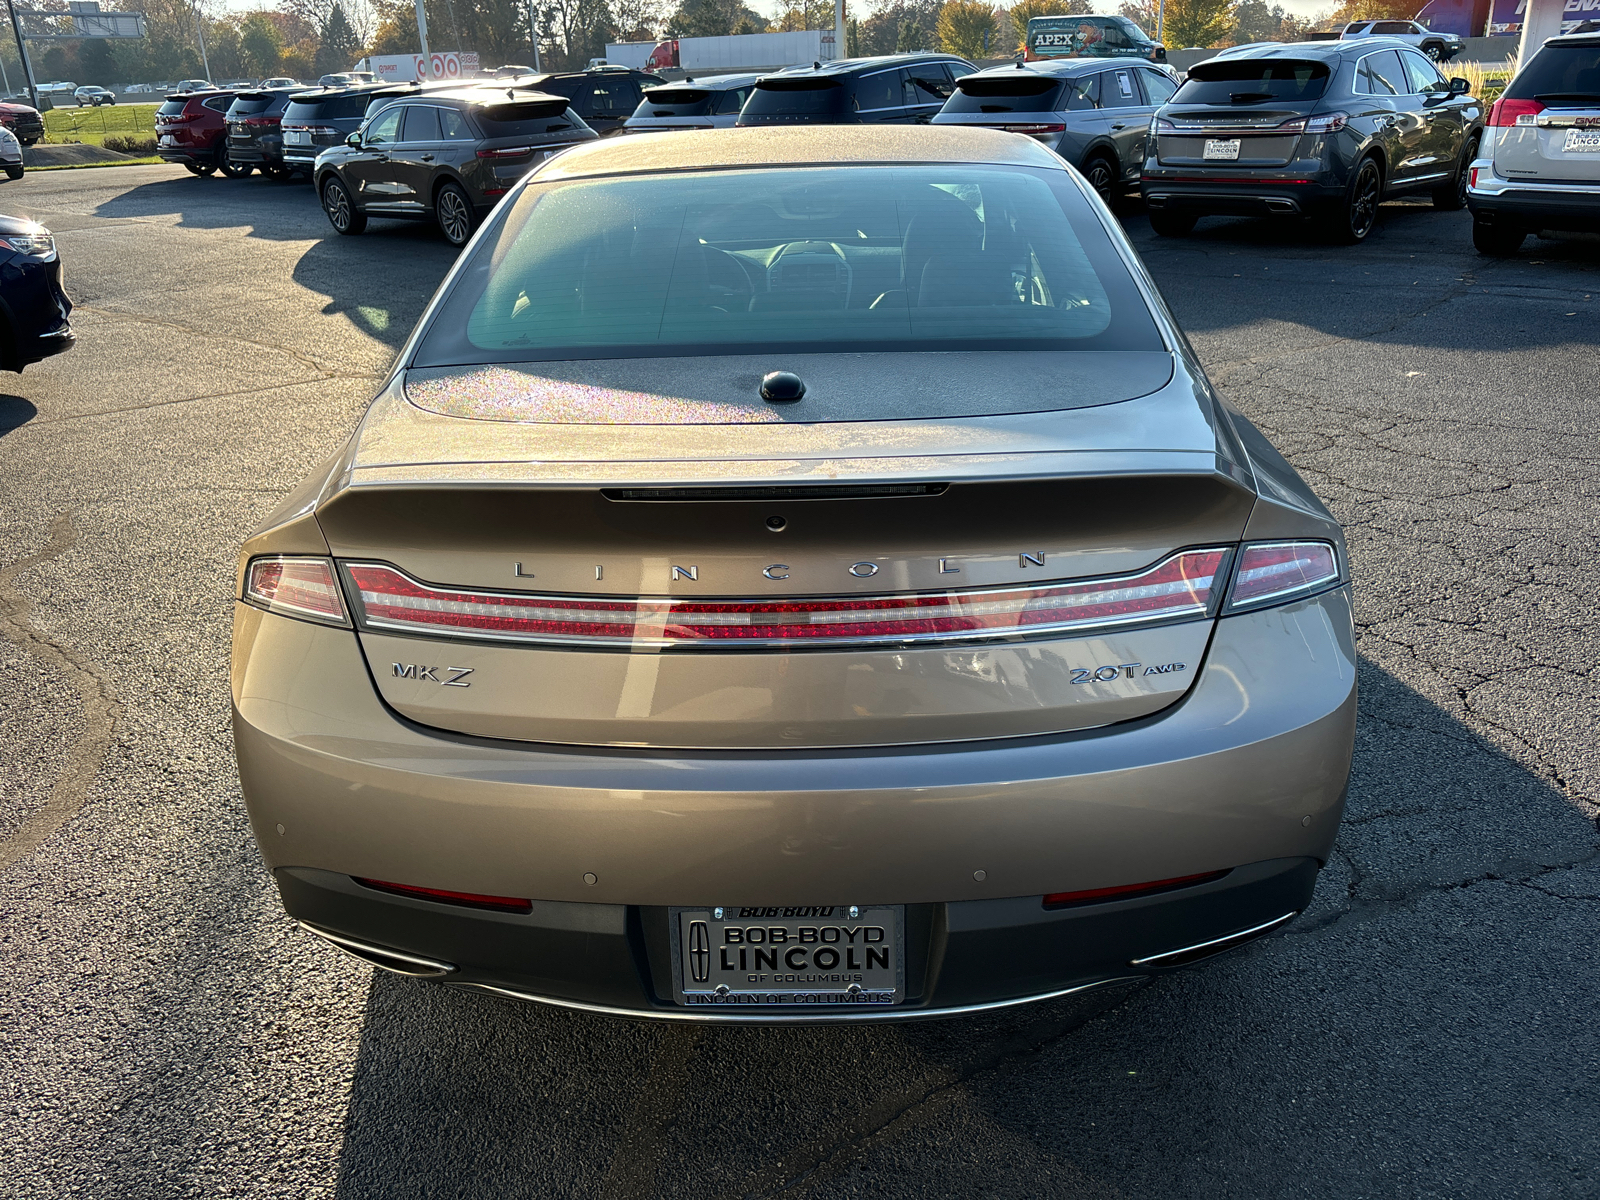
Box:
148 37 1599 260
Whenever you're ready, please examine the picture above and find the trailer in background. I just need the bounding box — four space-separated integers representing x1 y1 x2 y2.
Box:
355 52 481 83
605 30 837 75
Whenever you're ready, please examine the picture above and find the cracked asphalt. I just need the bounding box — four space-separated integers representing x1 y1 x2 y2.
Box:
1 165 1597 1198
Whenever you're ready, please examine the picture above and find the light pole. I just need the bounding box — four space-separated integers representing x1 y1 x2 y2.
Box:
529 0 541 71
1156 0 1165 43
191 0 212 81
4 0 38 108
413 0 431 78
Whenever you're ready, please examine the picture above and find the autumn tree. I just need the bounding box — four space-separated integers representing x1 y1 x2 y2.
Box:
241 12 286 74
937 0 1000 58
1159 0 1231 47
314 3 363 72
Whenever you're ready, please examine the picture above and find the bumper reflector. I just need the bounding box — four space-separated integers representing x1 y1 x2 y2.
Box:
355 878 534 913
343 548 1229 649
1043 869 1229 909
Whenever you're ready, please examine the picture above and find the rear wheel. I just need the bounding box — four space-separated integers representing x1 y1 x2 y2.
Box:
218 143 253 179
263 163 291 181
1473 216 1526 256
435 181 476 246
1148 210 1197 237
1433 135 1477 210
321 176 366 235
1080 154 1118 207
1334 156 1382 243
4 165 21 181
185 161 216 176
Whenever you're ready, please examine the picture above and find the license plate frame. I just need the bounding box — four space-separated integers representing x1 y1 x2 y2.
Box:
1204 137 1242 161
670 905 903 1010
1562 128 1600 153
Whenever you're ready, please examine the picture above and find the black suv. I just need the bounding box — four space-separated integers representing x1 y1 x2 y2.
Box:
736 55 978 126
280 84 407 176
1140 39 1483 242
315 86 599 246
224 88 300 178
503 66 664 134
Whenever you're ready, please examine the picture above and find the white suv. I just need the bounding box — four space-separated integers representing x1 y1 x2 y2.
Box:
1467 32 1600 255
1340 20 1465 63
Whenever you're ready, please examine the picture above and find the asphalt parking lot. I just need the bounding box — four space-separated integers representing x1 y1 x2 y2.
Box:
2 163 1598 1199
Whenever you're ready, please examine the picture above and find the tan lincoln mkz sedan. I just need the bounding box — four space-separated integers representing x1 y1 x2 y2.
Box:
232 127 1355 1022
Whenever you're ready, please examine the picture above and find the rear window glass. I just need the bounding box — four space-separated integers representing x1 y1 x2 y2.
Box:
638 87 715 117
743 77 847 117
229 93 276 115
1505 43 1600 102
157 99 188 115
1173 59 1330 104
284 93 370 122
944 74 1068 113
413 164 1161 369
472 99 575 136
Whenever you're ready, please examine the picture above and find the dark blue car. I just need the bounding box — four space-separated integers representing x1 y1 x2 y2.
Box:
0 214 73 371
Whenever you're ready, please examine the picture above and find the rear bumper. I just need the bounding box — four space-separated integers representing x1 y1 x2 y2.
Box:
280 856 1318 1022
1142 176 1345 218
227 139 283 165
233 585 1355 1019
1467 177 1600 232
157 145 217 166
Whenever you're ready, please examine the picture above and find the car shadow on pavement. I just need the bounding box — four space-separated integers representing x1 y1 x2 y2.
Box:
326 654 1600 1199
0 395 36 435
289 234 456 351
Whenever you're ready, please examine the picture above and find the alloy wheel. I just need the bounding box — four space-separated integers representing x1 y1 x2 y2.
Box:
324 181 351 232
1348 160 1380 241
1425 44 1443 61
438 187 473 246
1084 159 1115 205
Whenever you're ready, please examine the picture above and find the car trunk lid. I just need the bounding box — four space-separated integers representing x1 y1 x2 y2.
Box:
309 367 1254 749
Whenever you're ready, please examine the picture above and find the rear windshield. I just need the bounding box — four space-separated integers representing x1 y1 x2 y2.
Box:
943 74 1069 114
1505 42 1600 102
1173 59 1330 104
228 93 278 115
638 87 715 116
472 100 577 136
157 98 189 115
742 77 847 117
283 93 371 122
412 164 1161 367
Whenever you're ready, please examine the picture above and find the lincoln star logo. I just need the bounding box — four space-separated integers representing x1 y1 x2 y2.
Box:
688 920 711 983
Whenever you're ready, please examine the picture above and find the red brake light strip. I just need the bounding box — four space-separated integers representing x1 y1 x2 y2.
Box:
344 549 1229 650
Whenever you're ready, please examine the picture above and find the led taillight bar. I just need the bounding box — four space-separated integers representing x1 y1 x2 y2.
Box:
343 549 1229 650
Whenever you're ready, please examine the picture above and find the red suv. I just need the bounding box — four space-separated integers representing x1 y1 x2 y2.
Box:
156 91 252 177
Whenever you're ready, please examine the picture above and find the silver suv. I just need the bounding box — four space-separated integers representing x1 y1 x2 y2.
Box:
1467 31 1600 255
1338 20 1464 64
932 58 1178 205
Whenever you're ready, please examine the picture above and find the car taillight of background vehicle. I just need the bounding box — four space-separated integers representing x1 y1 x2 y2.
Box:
244 557 349 626
1487 98 1544 126
342 549 1232 650
999 123 1066 136
1224 541 1339 612
477 146 534 159
245 116 279 127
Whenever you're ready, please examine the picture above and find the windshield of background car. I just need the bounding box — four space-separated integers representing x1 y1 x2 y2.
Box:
1174 59 1330 104
638 86 716 116
471 98 579 136
412 164 1162 368
742 77 847 117
1504 43 1600 100
943 73 1084 113
283 93 370 122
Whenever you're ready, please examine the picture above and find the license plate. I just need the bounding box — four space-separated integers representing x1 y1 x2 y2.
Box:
1204 137 1242 161
284 129 310 145
1562 128 1600 153
674 905 902 1009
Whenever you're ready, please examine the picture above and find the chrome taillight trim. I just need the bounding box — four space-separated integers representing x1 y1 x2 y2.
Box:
341 548 1234 651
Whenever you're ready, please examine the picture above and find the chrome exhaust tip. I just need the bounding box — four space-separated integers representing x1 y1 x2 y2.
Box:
1130 910 1298 969
297 921 457 978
